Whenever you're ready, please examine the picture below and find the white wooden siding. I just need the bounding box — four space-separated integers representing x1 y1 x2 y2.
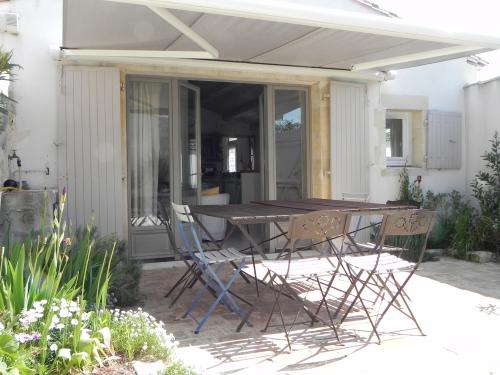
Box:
330 81 368 199
426 110 461 169
58 67 124 238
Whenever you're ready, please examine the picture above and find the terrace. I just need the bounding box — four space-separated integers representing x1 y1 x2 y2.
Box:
141 257 500 374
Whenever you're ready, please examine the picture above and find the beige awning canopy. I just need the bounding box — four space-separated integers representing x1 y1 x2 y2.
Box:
62 0 499 72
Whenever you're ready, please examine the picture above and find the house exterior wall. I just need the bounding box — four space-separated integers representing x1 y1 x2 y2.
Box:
0 0 62 190
0 0 480 244
368 58 477 204
464 78 500 197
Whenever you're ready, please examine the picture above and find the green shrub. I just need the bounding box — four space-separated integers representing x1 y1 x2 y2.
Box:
423 190 475 251
471 132 500 256
101 308 177 361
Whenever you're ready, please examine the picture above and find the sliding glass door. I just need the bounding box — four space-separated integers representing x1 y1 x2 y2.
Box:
127 77 173 259
273 88 307 200
126 78 307 259
179 82 201 206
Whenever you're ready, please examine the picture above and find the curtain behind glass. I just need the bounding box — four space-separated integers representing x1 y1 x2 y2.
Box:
128 81 162 225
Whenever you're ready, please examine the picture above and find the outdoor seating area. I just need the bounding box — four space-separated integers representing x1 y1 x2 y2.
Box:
141 254 500 374
2 0 500 373
160 199 437 360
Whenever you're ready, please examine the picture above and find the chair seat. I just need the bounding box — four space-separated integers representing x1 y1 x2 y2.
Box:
262 257 338 279
346 241 404 253
344 253 415 273
194 248 248 263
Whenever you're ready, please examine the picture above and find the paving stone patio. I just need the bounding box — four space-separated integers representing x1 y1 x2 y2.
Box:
139 257 500 374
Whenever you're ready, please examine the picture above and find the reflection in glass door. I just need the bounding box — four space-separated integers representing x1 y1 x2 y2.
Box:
179 82 201 205
273 88 307 200
127 78 172 258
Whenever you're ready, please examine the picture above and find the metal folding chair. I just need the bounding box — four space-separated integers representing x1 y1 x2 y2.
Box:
238 210 350 350
342 193 369 238
339 209 435 343
171 202 252 334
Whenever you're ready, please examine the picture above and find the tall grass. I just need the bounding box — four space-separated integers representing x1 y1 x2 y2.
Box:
0 190 115 371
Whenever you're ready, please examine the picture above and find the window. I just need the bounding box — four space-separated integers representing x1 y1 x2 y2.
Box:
385 111 411 167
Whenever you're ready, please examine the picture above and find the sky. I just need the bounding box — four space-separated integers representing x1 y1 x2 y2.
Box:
374 0 500 80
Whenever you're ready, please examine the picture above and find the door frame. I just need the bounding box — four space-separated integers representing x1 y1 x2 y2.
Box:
125 75 310 259
126 75 175 259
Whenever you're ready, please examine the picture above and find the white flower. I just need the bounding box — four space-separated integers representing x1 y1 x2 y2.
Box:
55 323 65 330
0 322 4 331
57 348 71 361
81 312 91 321
51 306 59 312
59 309 71 318
50 343 58 352
70 319 78 326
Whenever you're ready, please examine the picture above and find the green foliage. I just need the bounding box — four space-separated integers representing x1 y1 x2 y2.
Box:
398 165 423 203
0 50 21 119
422 190 475 251
0 191 115 373
163 361 197 375
470 132 500 255
449 204 476 259
0 191 182 373
95 238 142 307
0 332 32 374
103 308 177 361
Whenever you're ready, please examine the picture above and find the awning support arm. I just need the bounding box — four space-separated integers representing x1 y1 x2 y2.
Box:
351 45 481 71
148 6 219 58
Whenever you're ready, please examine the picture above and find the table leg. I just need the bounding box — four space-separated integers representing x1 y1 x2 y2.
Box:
235 223 269 260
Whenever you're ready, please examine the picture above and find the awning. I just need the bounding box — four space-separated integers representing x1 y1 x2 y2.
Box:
61 0 499 72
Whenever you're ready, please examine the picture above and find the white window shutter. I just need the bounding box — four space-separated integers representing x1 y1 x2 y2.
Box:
330 81 369 198
57 66 124 238
426 110 461 169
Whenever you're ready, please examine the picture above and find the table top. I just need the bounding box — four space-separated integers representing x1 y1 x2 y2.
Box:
189 199 414 224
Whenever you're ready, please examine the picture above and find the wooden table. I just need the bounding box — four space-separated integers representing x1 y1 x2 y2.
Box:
189 199 413 259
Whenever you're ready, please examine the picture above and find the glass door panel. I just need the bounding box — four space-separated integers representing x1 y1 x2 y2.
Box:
127 78 172 258
274 89 307 200
179 82 201 205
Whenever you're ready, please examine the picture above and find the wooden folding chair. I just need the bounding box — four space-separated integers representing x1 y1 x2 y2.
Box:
171 203 252 334
238 210 350 350
339 209 435 343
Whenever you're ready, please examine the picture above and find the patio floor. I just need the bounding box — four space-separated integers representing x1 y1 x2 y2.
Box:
139 257 500 374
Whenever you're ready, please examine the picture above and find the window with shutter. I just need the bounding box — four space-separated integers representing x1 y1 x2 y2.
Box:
426 110 461 169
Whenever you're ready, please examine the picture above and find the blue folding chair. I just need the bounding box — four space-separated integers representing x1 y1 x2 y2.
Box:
171 202 252 334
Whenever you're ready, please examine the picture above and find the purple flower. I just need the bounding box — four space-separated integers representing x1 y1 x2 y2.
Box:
15 332 41 344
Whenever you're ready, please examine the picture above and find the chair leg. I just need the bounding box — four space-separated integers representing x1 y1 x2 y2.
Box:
262 278 284 333
194 260 249 334
183 263 225 319
369 271 423 339
169 271 198 308
315 276 342 344
340 266 381 343
337 269 364 323
164 267 192 299
236 271 273 332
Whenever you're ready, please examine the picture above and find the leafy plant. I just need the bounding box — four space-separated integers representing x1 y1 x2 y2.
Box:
423 190 475 250
450 205 476 259
0 50 21 121
470 132 500 256
103 308 177 361
398 165 423 204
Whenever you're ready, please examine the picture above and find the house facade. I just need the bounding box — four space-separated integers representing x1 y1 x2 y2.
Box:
0 0 496 259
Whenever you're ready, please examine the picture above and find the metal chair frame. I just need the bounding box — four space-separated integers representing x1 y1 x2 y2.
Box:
172 202 252 334
338 209 435 343
238 210 351 350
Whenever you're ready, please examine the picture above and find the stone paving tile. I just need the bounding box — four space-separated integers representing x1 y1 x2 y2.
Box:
138 258 500 374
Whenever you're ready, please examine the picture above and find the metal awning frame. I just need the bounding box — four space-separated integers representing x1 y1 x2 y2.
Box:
61 0 500 72
61 3 220 60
